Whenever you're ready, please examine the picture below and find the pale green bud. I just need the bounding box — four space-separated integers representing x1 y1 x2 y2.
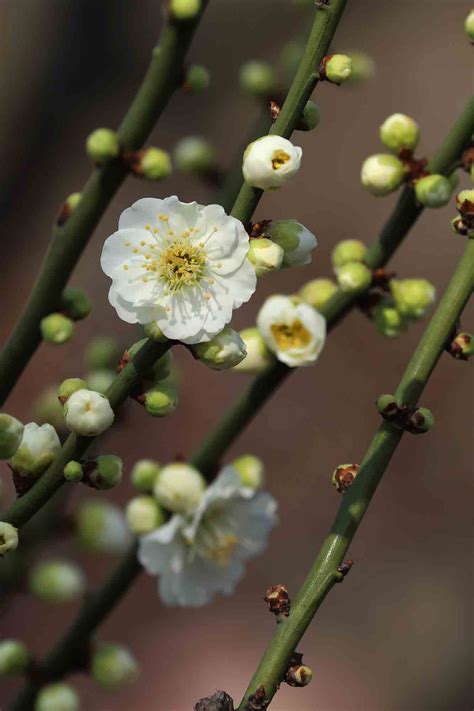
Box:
373 303 408 338
143 321 167 342
415 174 452 208
185 64 210 92
379 113 419 154
85 337 120 370
61 287 92 321
0 640 28 675
92 644 138 689
85 369 115 395
232 454 264 489
265 220 317 268
248 238 284 277
63 460 83 483
86 128 119 162
40 313 74 345
87 455 123 490
29 560 85 604
464 9 474 41
331 239 367 268
126 495 165 534
450 332 474 359
76 500 130 554
361 154 405 196
232 327 274 374
0 522 19 555
456 188 474 209
390 278 436 320
323 54 352 83
131 459 161 492
58 378 87 404
192 326 247 370
35 683 79 711
64 389 114 436
376 393 399 420
344 50 375 82
139 147 172 180
10 423 60 478
174 136 216 174
336 262 372 293
298 278 338 310
406 407 435 435
170 0 201 20
286 664 313 687
298 101 320 132
65 192 81 211
0 413 24 459
144 383 178 417
154 462 205 513
34 387 66 430
239 60 275 96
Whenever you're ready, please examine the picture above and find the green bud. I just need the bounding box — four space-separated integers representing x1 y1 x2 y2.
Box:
60 287 92 320
286 664 313 687
34 387 66 430
361 154 405 196
373 303 408 338
143 321 167 342
88 455 123 490
92 644 138 689
331 239 367 268
40 313 74 345
264 220 317 268
406 407 434 435
63 460 83 483
464 9 474 41
76 500 130 554
415 174 452 208
29 560 85 604
35 683 80 711
192 326 247 370
379 113 419 154
85 337 120 370
331 463 360 493
323 54 352 84
390 278 436 320
65 192 81 211
248 238 284 277
126 495 165 534
298 278 338 310
86 127 119 162
0 413 24 459
58 378 87 404
344 50 375 83
375 393 399 420
85 369 115 395
174 136 216 174
298 101 320 131
336 262 372 293
232 454 264 489
0 640 28 675
450 332 474 359
185 64 210 92
139 147 172 181
0 522 19 555
239 60 275 96
131 459 161 492
456 188 474 210
144 383 178 417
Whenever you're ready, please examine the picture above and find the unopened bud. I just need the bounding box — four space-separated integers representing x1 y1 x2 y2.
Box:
131 459 161 492
63 460 83 483
248 238 284 277
144 383 178 417
0 522 19 555
321 54 352 84
464 9 474 41
85 455 123 490
184 64 210 92
86 128 119 162
298 101 320 132
406 407 434 435
0 640 28 675
40 313 74 345
154 462 205 514
34 387 66 430
126 496 165 534
336 262 372 293
91 644 139 689
379 113 419 154
239 60 275 96
332 463 360 493
192 326 247 370
361 154 405 196
35 683 79 711
138 147 172 181
373 303 408 338
232 327 274 374
415 174 452 208
169 0 201 20
390 278 436 320
232 454 264 489
0 414 24 459
61 287 92 321
285 664 313 687
29 560 85 604
58 378 87 404
174 136 216 174
376 394 399 420
449 332 474 360
331 239 367 268
298 278 337 310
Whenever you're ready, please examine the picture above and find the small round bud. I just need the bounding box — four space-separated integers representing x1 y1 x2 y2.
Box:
336 262 372 294
0 522 19 555
85 337 120 370
126 496 165 534
0 640 28 675
131 459 161 492
449 332 474 360
265 220 317 268
373 303 408 338
154 462 205 514
139 147 172 181
29 560 85 604
85 369 115 395
376 393 399 420
58 378 87 404
192 326 247 370
298 101 320 132
35 683 79 711
390 278 436 320
76 500 130 554
91 644 138 689
406 407 434 435
143 321 167 342
63 460 83 483
239 60 275 96
286 664 313 688
9 423 61 479
61 287 92 321
144 383 178 417
87 455 123 490
34 387 66 430
331 239 367 268
332 463 360 493
185 64 210 92
248 238 284 277
86 128 119 162
361 154 405 196
0 413 24 459
298 278 338 310
322 54 352 84
344 50 375 82
232 454 264 489
64 389 114 436
65 192 82 211
232 327 274 374
379 113 419 154
40 313 74 345
414 174 452 208
174 136 216 174
243 135 302 191
169 0 201 20
456 188 474 212
464 9 474 41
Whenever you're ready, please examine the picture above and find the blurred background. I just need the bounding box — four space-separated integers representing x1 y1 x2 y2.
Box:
0 1 472 709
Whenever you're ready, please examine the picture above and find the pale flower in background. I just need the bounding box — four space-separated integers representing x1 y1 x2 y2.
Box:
242 136 302 190
100 197 256 344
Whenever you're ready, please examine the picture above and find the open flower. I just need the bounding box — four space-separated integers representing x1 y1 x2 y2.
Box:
100 197 256 345
257 295 326 367
138 467 277 606
243 136 302 190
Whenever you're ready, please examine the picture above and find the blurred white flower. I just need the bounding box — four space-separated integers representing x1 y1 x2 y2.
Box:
243 136 302 190
101 196 256 345
138 467 277 606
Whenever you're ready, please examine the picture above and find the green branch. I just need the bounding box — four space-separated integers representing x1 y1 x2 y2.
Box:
0 5 208 406
237 237 474 709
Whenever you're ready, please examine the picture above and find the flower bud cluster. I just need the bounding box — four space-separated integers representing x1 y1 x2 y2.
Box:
376 394 434 434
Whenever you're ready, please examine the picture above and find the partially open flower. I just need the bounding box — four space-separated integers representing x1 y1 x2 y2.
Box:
248 238 284 277
9 423 60 480
243 136 302 190
265 220 317 268
64 389 114 436
192 326 247 370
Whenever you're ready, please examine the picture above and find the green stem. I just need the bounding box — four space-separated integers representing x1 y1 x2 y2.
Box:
0 6 208 406
237 238 474 709
1 340 171 529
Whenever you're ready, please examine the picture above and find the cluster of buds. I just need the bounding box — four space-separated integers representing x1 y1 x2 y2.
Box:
376 394 434 434
331 239 372 295
284 652 313 688
245 218 318 280
452 189 474 237
40 287 92 346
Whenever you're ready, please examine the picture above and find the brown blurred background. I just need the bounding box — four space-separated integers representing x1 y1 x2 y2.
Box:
0 1 473 709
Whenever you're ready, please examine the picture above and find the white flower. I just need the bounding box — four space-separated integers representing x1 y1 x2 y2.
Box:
64 389 114 436
139 466 277 606
192 326 247 370
154 463 206 514
257 295 326 367
243 136 302 190
100 196 256 345
266 220 317 268
9 423 61 477
232 327 274 374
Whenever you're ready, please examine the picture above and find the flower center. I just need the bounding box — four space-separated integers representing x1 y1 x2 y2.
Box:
159 243 206 292
271 319 311 350
191 512 239 567
209 534 239 567
271 150 290 170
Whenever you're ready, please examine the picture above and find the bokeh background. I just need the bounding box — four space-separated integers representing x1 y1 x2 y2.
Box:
0 1 472 709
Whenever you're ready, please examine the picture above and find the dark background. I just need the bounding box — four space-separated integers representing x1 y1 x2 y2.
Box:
0 1 472 709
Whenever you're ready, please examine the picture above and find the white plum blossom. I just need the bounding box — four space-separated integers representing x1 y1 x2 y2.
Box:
64 389 114 436
139 466 277 606
242 136 302 190
257 295 326 367
9 422 61 477
100 196 256 345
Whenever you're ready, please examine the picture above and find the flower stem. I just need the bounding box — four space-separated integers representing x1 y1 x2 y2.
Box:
0 5 208 406
237 237 474 709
